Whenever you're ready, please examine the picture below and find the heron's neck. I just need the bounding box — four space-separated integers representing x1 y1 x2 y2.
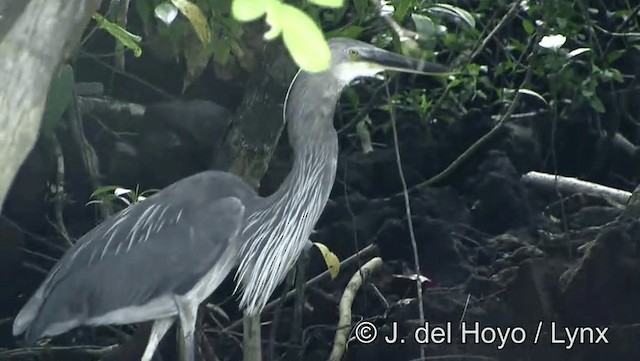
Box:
276 71 342 201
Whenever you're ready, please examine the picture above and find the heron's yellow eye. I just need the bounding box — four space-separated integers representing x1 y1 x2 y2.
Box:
347 49 359 60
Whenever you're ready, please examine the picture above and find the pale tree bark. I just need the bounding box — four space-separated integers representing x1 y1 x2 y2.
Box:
0 0 102 211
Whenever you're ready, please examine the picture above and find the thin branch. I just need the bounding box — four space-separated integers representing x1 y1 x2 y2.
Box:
50 134 73 246
386 83 426 361
520 171 632 205
68 80 111 220
0 344 118 358
329 257 383 361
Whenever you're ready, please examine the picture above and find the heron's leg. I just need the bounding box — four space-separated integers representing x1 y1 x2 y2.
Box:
242 312 261 361
141 317 175 361
175 297 198 361
291 247 310 346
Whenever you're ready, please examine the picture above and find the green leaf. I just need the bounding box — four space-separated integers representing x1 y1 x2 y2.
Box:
277 3 331 73
232 0 267 21
41 65 73 136
428 3 475 28
89 185 121 199
93 14 143 57
170 0 211 44
411 13 436 37
264 6 283 40
522 19 534 35
327 25 363 39
588 95 605 113
394 0 412 20
308 0 343 9
312 242 340 279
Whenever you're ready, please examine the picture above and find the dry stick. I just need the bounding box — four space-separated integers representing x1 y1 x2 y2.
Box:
50 134 73 246
328 257 384 361
108 0 131 72
224 244 379 332
386 83 427 361
520 171 632 205
0 344 118 358
68 83 111 219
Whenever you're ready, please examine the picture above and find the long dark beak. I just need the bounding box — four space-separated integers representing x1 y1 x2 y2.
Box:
361 47 451 76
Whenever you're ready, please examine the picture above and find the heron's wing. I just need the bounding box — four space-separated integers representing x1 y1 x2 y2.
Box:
14 172 252 341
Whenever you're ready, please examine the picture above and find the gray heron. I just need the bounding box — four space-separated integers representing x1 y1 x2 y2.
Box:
12 38 448 361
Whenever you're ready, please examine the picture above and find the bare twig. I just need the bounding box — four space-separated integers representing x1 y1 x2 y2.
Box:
0 344 118 358
290 249 309 349
68 78 111 219
329 257 383 361
50 134 73 246
79 51 177 100
108 0 131 72
521 171 632 205
386 83 427 361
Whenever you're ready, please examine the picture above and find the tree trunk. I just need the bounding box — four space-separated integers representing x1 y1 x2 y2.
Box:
0 0 102 211
211 54 298 189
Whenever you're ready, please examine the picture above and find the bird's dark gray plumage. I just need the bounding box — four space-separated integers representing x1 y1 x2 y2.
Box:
13 38 448 361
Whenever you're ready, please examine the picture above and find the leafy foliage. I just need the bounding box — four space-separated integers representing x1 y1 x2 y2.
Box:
93 13 143 57
41 65 73 137
88 185 158 210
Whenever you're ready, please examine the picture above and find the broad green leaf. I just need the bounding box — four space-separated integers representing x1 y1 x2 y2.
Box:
154 2 179 25
42 65 73 136
170 0 211 44
232 0 267 21
89 185 121 199
312 242 340 279
264 5 283 40
588 95 605 113
327 25 363 39
522 19 534 35
308 0 343 9
411 13 436 37
93 14 143 57
277 3 331 72
393 0 411 20
428 3 475 28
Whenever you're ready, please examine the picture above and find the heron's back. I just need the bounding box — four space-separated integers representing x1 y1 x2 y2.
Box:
14 170 258 344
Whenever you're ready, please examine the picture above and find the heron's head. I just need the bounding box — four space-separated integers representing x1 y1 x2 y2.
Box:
326 37 450 86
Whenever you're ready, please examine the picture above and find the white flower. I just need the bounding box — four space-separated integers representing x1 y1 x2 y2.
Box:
539 34 566 50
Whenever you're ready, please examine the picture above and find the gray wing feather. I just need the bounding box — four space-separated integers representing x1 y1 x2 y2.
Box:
13 171 253 343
